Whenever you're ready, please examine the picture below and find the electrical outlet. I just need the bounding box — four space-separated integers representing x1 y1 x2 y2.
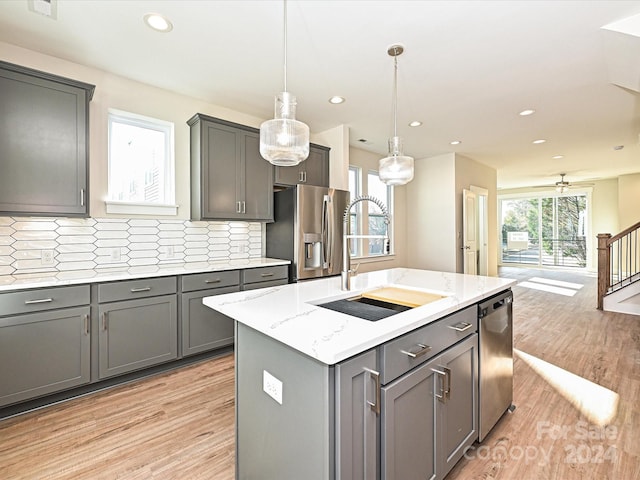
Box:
166 245 175 258
263 370 283 405
110 248 121 262
41 250 54 266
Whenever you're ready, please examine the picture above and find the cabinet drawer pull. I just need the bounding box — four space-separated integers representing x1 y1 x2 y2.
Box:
260 273 275 278
205 278 222 284
130 287 151 293
448 322 473 332
24 298 53 305
401 343 432 359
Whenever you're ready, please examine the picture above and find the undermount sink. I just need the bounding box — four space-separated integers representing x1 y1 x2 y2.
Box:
317 286 448 321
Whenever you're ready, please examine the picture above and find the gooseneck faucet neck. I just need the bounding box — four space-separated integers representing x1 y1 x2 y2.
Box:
341 195 390 290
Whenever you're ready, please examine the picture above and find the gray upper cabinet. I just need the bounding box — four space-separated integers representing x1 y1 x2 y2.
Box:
274 144 330 187
189 114 274 221
0 61 94 217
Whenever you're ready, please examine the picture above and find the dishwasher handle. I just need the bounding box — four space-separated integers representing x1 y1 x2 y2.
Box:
479 290 512 318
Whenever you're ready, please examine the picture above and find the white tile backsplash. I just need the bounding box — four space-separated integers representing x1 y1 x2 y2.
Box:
0 217 263 276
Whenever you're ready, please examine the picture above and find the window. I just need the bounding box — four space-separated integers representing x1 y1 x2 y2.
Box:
107 110 176 215
347 166 393 258
500 194 588 268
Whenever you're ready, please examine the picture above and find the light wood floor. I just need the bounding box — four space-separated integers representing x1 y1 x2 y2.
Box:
1 267 639 479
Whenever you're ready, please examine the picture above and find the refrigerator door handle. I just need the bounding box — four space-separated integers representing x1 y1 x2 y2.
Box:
322 194 330 269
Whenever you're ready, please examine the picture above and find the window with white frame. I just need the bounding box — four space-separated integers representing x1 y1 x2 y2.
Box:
347 166 393 258
107 109 176 215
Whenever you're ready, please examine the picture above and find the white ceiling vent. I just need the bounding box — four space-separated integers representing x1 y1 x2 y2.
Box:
27 0 57 19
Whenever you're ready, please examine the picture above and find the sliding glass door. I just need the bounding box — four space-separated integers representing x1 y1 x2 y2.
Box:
500 195 587 268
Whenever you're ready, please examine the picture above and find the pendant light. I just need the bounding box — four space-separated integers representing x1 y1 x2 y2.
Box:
379 44 414 186
260 0 309 166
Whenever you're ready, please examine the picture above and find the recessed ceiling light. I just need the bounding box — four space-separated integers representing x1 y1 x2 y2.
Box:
409 121 422 127
552 155 564 159
144 13 173 32
450 140 461 145
532 139 546 144
328 96 345 104
519 109 536 116
613 145 624 150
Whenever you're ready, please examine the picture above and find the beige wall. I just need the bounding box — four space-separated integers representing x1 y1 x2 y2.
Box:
348 147 407 273
406 153 457 272
0 41 343 220
591 178 619 270
618 173 640 231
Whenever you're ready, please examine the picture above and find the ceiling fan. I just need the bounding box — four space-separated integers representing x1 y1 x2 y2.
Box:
534 173 594 193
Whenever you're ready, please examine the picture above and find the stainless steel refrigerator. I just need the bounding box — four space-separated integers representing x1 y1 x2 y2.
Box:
266 185 350 282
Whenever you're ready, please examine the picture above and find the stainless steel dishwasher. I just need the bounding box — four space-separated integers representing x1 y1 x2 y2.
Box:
478 289 514 441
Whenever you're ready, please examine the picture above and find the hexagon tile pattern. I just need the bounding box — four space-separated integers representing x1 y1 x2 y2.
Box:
0 217 263 276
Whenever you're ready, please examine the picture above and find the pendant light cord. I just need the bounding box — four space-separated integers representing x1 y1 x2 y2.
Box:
283 0 288 93
392 53 398 138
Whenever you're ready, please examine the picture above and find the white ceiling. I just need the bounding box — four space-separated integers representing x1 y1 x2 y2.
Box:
1 0 640 189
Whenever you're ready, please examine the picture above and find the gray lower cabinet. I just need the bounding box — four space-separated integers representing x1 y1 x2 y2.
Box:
335 348 379 480
382 334 478 480
0 285 91 407
0 61 94 217
274 143 330 187
181 270 241 356
97 278 178 379
189 114 273 221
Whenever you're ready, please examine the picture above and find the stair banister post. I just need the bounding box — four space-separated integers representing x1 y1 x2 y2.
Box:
597 233 612 310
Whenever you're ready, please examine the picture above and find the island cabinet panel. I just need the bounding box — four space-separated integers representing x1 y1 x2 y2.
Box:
274 143 330 188
0 61 94 217
189 114 273 221
97 278 178 379
236 323 332 480
334 349 378 480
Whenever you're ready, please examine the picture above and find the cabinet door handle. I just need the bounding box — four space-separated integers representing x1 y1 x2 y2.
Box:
448 322 473 332
242 201 246 214
80 188 85 207
130 287 151 293
24 298 53 305
102 312 108 331
363 367 381 415
205 278 221 284
432 368 447 403
401 343 432 359
444 366 451 400
236 201 242 213
83 314 89 335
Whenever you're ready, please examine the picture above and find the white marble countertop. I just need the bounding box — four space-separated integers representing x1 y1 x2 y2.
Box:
203 267 516 365
0 257 290 292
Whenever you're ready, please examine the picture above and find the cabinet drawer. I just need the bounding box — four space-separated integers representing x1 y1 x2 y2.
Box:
0 285 90 317
380 305 476 385
98 277 177 303
181 270 240 293
242 265 288 285
242 278 288 291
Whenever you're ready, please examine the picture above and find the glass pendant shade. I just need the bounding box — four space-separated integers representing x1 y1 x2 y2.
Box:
260 91 309 166
379 136 414 185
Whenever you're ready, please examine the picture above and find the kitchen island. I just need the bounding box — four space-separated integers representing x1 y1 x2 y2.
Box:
203 268 516 480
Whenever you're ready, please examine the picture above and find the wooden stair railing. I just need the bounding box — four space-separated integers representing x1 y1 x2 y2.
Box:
597 220 640 309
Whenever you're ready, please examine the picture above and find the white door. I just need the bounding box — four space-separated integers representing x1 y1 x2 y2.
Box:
462 189 477 275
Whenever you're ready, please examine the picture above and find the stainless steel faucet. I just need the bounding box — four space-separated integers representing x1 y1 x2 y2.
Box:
341 195 390 290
